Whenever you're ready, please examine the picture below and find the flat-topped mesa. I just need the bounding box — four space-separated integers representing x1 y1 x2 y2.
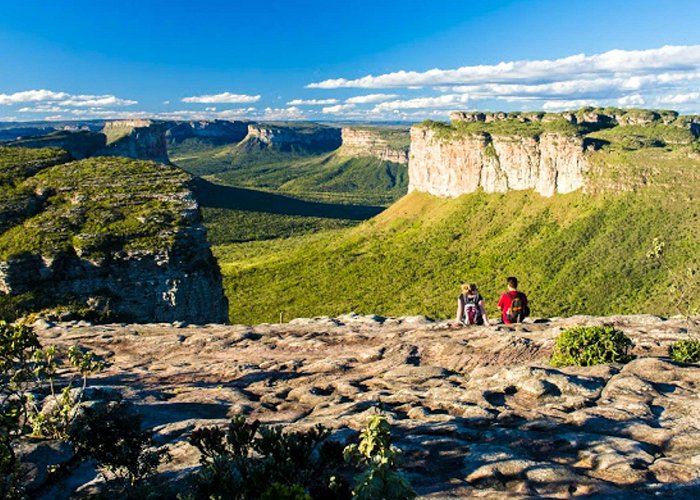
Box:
98 119 170 164
410 120 589 198
244 123 342 152
0 149 228 323
340 127 409 164
165 120 249 146
410 107 700 198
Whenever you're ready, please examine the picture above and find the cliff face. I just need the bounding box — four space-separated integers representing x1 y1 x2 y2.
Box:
165 120 249 146
244 124 341 152
340 128 409 164
0 150 228 323
98 120 170 164
409 127 589 197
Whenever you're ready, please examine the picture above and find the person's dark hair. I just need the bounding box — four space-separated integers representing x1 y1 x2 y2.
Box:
507 276 518 289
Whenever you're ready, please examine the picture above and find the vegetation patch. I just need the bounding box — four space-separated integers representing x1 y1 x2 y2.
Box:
551 326 634 367
670 339 700 364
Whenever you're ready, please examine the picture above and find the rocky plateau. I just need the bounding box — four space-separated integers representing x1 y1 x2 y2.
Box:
23 314 700 498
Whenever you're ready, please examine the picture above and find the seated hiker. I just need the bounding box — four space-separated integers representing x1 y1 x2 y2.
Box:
456 283 490 326
497 276 530 324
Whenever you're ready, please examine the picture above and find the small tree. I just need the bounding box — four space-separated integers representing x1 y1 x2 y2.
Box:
343 414 416 500
29 345 104 439
0 321 41 499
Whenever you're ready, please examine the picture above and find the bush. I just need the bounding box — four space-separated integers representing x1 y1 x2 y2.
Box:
0 321 41 498
551 326 634 367
670 339 700 363
343 414 415 500
185 415 349 500
69 401 169 486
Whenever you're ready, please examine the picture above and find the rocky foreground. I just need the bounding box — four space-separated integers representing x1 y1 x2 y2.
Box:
26 314 700 498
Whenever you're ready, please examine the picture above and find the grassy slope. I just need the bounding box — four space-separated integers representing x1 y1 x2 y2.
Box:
216 146 700 324
170 137 409 245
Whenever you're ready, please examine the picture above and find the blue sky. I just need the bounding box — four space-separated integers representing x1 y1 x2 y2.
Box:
2 0 700 121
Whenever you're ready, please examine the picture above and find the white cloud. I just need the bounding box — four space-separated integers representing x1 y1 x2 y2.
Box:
262 107 305 120
373 94 470 111
657 92 700 104
287 98 339 105
0 89 69 105
57 95 138 107
542 99 599 111
617 94 646 107
182 92 261 104
308 45 700 89
322 103 356 114
345 93 399 104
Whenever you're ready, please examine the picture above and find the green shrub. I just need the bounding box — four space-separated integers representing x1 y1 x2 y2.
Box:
0 321 41 498
551 326 634 367
670 339 700 363
29 344 104 439
69 401 169 486
344 414 415 500
185 415 349 500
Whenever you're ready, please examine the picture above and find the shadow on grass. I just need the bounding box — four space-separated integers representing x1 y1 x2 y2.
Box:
192 177 385 221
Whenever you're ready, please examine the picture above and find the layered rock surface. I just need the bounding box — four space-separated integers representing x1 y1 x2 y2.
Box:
409 127 589 197
165 120 249 146
340 127 409 164
98 120 170 163
29 314 700 498
410 108 700 198
243 123 341 152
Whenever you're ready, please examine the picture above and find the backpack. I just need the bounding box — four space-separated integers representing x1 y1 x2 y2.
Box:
461 294 484 325
506 292 529 323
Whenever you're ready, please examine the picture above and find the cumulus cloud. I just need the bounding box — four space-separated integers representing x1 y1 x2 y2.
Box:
287 98 339 105
182 92 261 104
542 99 599 111
345 93 399 104
322 103 356 114
617 94 646 107
262 106 305 120
308 45 700 89
302 44 700 116
0 89 69 105
0 89 138 108
657 92 700 104
373 94 470 111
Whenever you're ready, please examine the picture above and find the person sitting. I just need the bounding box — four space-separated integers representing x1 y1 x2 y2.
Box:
497 276 530 324
456 283 490 326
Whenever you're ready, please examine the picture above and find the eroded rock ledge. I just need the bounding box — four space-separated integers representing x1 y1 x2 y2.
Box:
31 314 700 498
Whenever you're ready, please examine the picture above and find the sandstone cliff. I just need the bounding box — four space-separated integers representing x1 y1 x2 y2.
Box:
98 120 170 164
409 126 589 197
340 127 409 164
243 123 341 152
165 120 249 146
0 149 228 323
410 107 700 198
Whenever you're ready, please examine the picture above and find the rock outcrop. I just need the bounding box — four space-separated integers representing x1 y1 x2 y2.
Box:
98 120 170 164
409 126 589 197
26 314 700 498
165 120 249 146
243 123 341 152
340 127 409 164
0 150 228 323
